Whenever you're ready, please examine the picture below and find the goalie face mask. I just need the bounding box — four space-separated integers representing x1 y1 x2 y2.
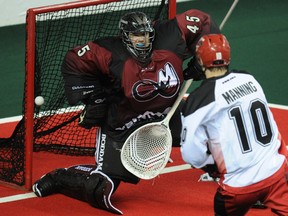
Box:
119 11 155 66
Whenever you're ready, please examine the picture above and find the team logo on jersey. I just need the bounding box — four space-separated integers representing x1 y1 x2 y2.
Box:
132 63 180 102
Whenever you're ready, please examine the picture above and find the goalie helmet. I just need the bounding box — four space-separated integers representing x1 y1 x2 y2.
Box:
196 34 230 68
119 12 155 65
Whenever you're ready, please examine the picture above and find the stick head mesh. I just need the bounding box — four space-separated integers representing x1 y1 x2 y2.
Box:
120 123 172 179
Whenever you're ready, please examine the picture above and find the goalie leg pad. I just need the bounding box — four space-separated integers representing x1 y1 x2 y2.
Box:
95 127 140 184
61 165 122 214
34 165 122 215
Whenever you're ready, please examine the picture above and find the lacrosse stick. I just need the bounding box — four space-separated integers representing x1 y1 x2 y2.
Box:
219 0 239 30
120 79 193 180
158 0 240 177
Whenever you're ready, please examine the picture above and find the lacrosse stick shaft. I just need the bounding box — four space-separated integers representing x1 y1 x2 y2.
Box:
219 0 239 30
163 1 239 175
164 79 193 124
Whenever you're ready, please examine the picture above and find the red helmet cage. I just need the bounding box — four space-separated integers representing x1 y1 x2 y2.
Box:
196 34 230 68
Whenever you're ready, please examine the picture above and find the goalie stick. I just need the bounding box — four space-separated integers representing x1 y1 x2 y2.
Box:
121 79 193 179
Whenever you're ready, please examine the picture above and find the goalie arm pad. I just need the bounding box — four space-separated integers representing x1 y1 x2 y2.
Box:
62 73 108 128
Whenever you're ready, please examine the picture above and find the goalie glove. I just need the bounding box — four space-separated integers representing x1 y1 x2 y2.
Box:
79 92 107 129
183 56 205 81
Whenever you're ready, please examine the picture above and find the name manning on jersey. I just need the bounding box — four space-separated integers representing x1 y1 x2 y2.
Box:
222 81 257 104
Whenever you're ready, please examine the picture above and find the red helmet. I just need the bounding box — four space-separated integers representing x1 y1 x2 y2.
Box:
196 34 230 68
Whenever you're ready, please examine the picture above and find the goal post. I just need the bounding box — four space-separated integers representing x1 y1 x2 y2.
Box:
24 0 122 192
0 0 176 190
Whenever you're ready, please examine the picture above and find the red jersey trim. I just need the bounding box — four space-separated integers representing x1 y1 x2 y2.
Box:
219 161 287 194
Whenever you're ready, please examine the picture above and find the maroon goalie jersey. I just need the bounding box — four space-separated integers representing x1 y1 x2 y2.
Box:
62 9 219 134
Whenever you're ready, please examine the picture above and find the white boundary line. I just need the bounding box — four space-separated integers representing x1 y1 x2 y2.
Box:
0 192 36 203
267 103 288 110
0 164 191 203
0 116 22 124
161 163 192 174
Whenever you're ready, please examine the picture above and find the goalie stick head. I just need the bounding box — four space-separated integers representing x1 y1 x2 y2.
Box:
121 122 173 179
119 11 155 66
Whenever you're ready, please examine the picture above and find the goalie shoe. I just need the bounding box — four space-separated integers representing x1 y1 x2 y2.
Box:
32 168 65 197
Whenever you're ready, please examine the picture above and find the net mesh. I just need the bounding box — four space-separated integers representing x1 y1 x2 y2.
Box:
121 123 172 179
0 0 171 186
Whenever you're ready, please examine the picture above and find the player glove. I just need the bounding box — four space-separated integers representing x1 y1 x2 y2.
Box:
79 92 107 129
201 164 220 179
183 56 206 81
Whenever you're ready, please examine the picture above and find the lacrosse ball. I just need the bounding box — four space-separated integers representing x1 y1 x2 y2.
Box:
35 96 45 106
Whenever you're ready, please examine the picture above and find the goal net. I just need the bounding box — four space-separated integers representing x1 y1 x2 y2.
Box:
0 0 176 189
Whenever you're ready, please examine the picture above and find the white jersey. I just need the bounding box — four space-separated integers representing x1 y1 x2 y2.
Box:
181 70 286 193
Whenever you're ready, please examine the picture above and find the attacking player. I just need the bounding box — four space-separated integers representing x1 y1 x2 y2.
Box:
181 34 288 215
32 10 220 214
